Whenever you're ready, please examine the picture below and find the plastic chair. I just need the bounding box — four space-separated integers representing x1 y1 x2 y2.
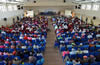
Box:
83 53 89 56
94 52 100 56
54 42 59 48
12 64 17 65
90 62 98 65
0 62 5 65
21 63 34 65
67 47 72 51
90 47 95 51
89 52 95 56
36 60 43 65
65 62 73 65
3 55 8 60
97 62 100 65
76 64 82 65
83 63 89 65
70 54 76 59
59 47 66 52
77 54 83 59
96 45 100 50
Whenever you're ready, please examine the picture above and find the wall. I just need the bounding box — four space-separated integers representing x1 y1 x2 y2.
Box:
74 8 100 26
0 10 24 27
24 6 74 15
24 0 74 6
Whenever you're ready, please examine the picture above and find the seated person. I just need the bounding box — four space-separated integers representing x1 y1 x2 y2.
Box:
13 57 21 65
88 55 96 63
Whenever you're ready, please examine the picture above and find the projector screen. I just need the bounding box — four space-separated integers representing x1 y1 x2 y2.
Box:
65 10 72 16
26 10 34 17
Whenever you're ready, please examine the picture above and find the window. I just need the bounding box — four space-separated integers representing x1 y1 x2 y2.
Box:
8 5 13 11
0 5 7 12
13 5 17 10
0 0 6 2
0 5 2 11
82 4 86 9
91 0 99 2
16 0 23 2
92 4 99 11
2 5 7 12
86 4 91 10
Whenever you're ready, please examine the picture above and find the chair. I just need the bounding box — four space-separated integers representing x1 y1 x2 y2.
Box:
54 42 59 48
67 47 72 51
97 62 100 65
74 47 78 50
94 52 100 56
59 47 66 52
76 42 80 45
24 54 29 59
77 54 83 59
89 52 95 56
83 45 89 50
0 48 4 52
76 64 82 65
9 48 14 53
90 62 98 65
12 64 17 65
27 47 32 52
96 45 100 51
0 56 2 59
9 55 15 60
83 53 89 56
0 62 5 65
3 55 8 60
65 62 73 65
21 63 34 65
70 54 76 59
90 47 95 51
36 60 43 65
40 46 45 52
83 63 89 65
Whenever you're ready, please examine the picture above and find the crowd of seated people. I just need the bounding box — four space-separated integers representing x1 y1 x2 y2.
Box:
52 16 100 65
0 16 48 65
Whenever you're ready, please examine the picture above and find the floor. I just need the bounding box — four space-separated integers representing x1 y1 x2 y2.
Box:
44 19 65 65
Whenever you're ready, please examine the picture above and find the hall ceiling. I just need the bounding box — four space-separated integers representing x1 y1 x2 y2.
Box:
73 0 100 4
23 0 75 6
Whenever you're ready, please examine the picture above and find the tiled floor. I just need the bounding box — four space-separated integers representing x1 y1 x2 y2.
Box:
44 20 65 65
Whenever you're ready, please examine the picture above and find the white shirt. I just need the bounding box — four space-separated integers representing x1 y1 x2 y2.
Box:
19 36 23 39
83 50 88 53
88 35 92 38
96 34 100 38
22 46 26 49
64 25 68 29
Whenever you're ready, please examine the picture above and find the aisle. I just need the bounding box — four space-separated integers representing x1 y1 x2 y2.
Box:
44 19 65 65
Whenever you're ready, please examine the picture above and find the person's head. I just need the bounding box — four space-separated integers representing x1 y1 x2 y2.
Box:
78 48 81 50
90 55 94 58
83 56 87 59
70 59 73 62
0 59 2 62
75 59 79 62
14 57 18 61
5 58 9 61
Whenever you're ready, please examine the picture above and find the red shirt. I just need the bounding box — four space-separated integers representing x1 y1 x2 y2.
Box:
24 36 28 40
